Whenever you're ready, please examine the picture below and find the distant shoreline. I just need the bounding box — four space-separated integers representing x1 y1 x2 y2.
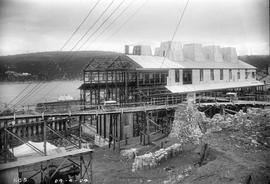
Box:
0 79 82 85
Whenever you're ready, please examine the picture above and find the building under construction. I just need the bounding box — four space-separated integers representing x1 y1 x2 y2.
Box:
0 41 268 184
79 41 265 144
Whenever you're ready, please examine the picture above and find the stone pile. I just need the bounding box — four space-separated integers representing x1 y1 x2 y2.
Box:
132 143 182 172
203 108 270 147
169 104 203 144
120 148 138 159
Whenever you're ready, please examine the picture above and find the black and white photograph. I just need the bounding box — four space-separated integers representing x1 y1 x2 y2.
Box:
0 0 269 183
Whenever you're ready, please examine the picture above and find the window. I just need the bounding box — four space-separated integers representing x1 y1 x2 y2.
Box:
183 69 192 84
161 73 166 83
245 69 248 79
149 73 154 82
220 69 223 80
145 73 149 83
154 73 160 83
85 72 90 82
210 69 214 80
237 70 240 79
200 69 204 81
229 69 232 80
92 72 99 82
252 72 255 79
175 69 180 82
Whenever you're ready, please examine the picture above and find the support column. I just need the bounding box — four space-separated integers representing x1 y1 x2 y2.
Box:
4 121 8 163
103 114 106 139
109 114 112 148
99 115 102 136
43 119 47 156
79 116 82 149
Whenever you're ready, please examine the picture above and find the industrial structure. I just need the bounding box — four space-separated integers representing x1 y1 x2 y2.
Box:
79 41 265 143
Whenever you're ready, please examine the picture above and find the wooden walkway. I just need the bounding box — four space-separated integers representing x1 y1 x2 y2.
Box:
0 103 181 121
1 100 269 121
197 100 270 107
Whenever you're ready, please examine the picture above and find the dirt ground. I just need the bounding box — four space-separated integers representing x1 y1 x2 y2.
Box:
92 130 270 184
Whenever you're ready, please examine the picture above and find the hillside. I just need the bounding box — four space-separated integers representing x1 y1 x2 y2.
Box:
0 52 269 81
239 55 270 70
0 51 123 81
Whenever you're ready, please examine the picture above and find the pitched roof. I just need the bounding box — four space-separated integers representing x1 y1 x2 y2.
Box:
127 55 256 69
84 55 140 71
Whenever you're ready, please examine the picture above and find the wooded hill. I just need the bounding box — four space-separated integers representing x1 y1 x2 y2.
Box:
0 51 269 81
0 51 122 81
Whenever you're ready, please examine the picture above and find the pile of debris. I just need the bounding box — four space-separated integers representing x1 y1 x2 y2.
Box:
132 143 182 172
169 104 203 144
120 148 138 159
202 108 270 147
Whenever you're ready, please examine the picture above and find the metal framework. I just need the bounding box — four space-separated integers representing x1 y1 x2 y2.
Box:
0 149 93 184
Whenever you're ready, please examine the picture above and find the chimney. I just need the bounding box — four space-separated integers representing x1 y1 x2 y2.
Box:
125 45 130 55
221 47 238 62
154 47 161 56
132 45 152 56
158 41 184 61
203 45 223 62
183 43 205 61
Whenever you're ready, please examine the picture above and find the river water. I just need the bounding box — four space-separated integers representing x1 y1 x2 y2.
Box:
0 80 82 109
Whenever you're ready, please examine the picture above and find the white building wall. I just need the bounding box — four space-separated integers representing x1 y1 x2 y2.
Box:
167 70 175 85
240 69 245 81
204 69 210 83
223 69 229 82
192 69 200 84
232 69 237 82
167 68 257 86
179 70 183 84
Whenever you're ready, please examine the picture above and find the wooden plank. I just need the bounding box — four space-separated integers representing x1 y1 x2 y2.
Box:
0 104 181 121
0 149 93 171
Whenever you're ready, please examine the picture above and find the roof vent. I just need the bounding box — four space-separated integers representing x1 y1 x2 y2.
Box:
132 45 152 56
124 45 130 54
183 43 206 61
203 45 224 62
155 41 184 61
221 47 238 62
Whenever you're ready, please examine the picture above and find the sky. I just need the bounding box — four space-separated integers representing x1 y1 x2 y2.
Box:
0 0 269 56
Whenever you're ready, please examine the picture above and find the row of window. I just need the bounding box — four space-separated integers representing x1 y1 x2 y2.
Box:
85 71 168 84
85 71 137 83
175 69 192 84
140 73 167 84
199 69 255 81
